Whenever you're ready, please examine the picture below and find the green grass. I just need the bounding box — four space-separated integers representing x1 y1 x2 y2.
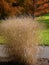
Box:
0 36 7 44
0 20 7 44
40 29 49 46
38 13 49 46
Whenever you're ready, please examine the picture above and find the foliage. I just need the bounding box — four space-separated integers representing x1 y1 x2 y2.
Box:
0 0 49 18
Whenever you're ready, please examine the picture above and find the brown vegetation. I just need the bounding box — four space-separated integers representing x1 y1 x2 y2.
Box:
0 0 49 18
0 16 42 65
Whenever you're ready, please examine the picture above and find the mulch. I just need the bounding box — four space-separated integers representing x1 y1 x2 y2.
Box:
0 58 49 65
35 58 49 65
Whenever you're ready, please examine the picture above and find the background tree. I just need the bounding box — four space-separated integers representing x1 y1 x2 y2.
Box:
35 0 49 16
0 0 49 19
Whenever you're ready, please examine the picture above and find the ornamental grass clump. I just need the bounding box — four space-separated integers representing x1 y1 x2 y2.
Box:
0 16 43 65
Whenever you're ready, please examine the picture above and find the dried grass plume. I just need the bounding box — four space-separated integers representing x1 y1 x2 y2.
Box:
0 16 42 65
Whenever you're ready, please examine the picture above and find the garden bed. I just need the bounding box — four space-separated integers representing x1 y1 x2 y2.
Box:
35 58 49 65
0 45 49 65
0 58 49 65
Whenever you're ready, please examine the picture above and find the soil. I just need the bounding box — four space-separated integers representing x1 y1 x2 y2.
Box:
0 58 49 65
35 58 49 65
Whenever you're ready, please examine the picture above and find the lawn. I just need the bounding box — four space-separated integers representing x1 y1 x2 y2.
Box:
37 13 49 46
40 29 49 46
0 36 7 44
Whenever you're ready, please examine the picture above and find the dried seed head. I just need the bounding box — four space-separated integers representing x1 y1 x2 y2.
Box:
0 16 43 65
